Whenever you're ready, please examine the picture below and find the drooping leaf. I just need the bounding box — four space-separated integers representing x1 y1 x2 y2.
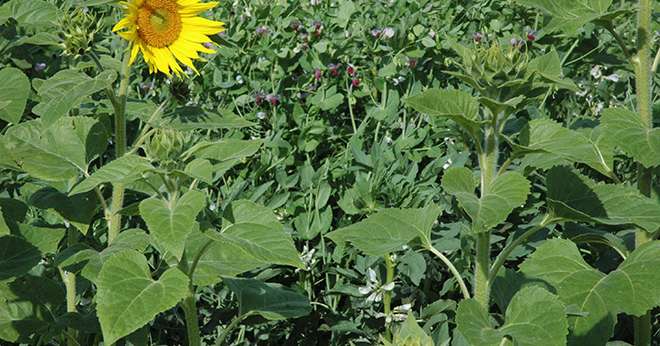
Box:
601 107 660 168
96 250 188 345
186 223 304 286
405 89 481 135
442 167 530 232
0 235 41 280
457 286 568 346
0 117 108 181
519 119 613 176
326 205 443 256
223 278 311 320
32 70 116 125
70 154 154 195
0 67 30 124
139 190 206 260
598 241 660 316
29 187 99 234
547 167 660 232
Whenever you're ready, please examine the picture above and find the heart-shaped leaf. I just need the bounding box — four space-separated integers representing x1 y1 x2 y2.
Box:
139 189 206 260
0 67 30 124
442 167 530 232
405 89 481 135
601 107 660 168
96 250 188 345
71 154 154 195
457 286 568 346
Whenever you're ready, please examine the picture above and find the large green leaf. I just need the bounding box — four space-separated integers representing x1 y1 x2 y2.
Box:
442 167 530 232
0 117 108 181
457 286 568 346
222 199 282 230
601 107 660 168
186 222 303 287
326 205 442 256
405 89 481 135
0 236 41 280
598 241 660 316
139 190 206 260
0 68 30 124
32 69 116 125
223 278 311 320
547 167 660 232
29 187 98 234
96 250 188 345
519 119 613 176
515 0 614 35
520 239 614 345
70 154 154 195
0 0 58 28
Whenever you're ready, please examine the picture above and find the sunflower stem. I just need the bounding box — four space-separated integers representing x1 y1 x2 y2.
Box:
633 0 654 344
107 49 131 245
182 291 202 346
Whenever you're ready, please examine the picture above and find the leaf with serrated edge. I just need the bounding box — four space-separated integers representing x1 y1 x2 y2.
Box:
71 154 153 195
96 250 188 345
601 107 660 168
0 67 29 124
139 190 205 260
326 205 442 256
405 89 481 134
520 239 614 345
457 286 568 346
442 167 530 232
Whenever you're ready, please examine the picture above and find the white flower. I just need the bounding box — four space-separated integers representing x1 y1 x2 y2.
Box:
376 303 412 323
604 73 619 82
443 158 453 170
359 268 395 303
382 27 395 39
256 111 267 120
590 65 602 79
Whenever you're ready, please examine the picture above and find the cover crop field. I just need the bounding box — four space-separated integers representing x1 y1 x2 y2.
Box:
0 0 658 345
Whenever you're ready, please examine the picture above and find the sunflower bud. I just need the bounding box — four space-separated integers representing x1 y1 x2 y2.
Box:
58 8 102 59
145 128 186 162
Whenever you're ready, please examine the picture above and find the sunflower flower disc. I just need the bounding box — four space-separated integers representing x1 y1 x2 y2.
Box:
113 0 224 76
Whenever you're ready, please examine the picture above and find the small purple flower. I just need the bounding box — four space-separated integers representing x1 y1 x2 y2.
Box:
473 32 483 44
351 78 361 88
382 27 395 39
510 37 523 48
407 58 417 69
314 68 323 81
265 94 280 106
311 20 323 36
256 26 269 36
526 30 537 42
203 42 214 49
371 28 383 38
346 65 356 76
34 62 47 72
255 92 266 106
328 63 342 77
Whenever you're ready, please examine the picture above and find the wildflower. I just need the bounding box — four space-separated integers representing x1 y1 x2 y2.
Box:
526 30 537 42
604 73 620 82
34 62 47 72
256 111 267 120
265 94 280 106
382 27 395 39
371 28 383 38
112 0 225 77
376 303 412 323
311 20 323 36
346 65 356 76
351 78 361 88
407 58 417 69
290 19 301 32
255 25 269 36
358 268 395 303
314 68 322 81
590 65 602 79
254 92 266 106
473 32 483 44
328 63 342 77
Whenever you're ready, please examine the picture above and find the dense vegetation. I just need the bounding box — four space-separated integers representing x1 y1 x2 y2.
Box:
0 0 658 345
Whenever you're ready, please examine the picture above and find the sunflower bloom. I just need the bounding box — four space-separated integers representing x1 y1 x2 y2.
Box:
113 0 224 76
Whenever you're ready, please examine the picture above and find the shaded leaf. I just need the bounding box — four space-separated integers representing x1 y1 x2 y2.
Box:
224 278 311 320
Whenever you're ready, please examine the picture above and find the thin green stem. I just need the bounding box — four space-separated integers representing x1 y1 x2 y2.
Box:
488 215 553 282
182 292 202 346
60 229 78 346
107 49 132 245
215 313 252 346
604 24 632 61
427 246 470 299
347 79 357 133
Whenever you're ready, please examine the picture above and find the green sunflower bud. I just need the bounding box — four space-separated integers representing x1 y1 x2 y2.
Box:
145 128 186 162
59 8 102 59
